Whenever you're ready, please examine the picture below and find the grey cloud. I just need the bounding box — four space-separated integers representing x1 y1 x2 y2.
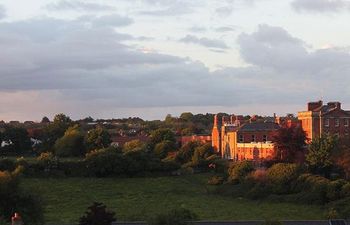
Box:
291 0 349 12
0 5 5 19
46 0 114 11
180 35 229 49
237 24 350 77
1 16 350 119
215 26 236 32
92 14 134 27
189 26 207 33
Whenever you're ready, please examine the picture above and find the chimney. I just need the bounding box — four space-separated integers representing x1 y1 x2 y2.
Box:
230 115 235 124
308 100 323 111
328 102 341 110
222 116 226 125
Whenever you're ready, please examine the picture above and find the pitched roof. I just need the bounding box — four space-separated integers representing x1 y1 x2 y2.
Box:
238 122 280 132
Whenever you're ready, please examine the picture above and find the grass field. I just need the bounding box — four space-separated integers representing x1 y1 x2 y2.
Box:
22 174 325 224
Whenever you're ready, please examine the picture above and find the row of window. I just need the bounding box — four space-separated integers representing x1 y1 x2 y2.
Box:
324 118 349 127
238 134 268 143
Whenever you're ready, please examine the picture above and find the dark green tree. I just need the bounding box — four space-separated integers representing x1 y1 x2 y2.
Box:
154 140 175 158
306 134 339 177
40 113 73 151
40 116 50 123
272 125 307 163
148 208 197 225
54 125 85 157
149 128 176 148
85 127 111 151
180 112 194 122
79 202 116 225
2 126 32 154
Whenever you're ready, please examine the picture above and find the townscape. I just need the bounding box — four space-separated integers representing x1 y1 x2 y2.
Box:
1 0 350 225
1 101 350 225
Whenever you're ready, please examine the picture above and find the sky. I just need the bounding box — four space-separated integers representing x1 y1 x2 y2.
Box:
1 0 350 121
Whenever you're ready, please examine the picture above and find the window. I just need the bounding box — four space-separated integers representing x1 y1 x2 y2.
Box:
345 119 349 127
263 135 268 142
325 118 329 127
252 135 256 142
335 119 340 127
239 135 244 143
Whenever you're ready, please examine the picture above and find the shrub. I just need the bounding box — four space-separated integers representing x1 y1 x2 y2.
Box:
0 167 44 225
85 147 125 177
36 152 59 171
328 197 350 219
207 175 224 185
341 183 350 198
227 161 254 184
79 202 116 225
327 179 347 201
251 168 268 183
0 158 16 171
293 173 331 204
148 208 197 225
266 163 302 194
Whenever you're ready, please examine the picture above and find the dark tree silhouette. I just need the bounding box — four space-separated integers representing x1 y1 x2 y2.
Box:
272 125 307 163
79 202 116 225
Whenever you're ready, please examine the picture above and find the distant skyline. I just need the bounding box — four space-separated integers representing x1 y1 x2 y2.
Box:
1 0 350 121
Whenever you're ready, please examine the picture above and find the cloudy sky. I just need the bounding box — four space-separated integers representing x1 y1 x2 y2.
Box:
1 0 350 121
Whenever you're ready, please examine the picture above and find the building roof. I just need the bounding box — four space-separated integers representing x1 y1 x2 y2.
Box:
238 122 280 132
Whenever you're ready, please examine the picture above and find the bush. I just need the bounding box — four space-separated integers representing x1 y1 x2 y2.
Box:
293 173 331 204
207 175 224 185
85 147 125 177
79 202 116 225
0 158 16 171
266 163 302 194
327 179 347 201
148 208 197 225
328 197 350 219
341 183 350 198
0 167 44 225
227 161 254 184
36 152 59 171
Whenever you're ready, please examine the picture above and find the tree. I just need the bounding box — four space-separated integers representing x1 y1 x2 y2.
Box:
306 135 339 177
54 125 86 157
85 127 111 151
180 112 194 122
148 208 197 225
79 202 116 225
149 128 176 148
40 113 73 151
175 141 201 164
0 167 44 225
122 140 147 153
191 143 215 167
272 125 307 163
154 140 175 158
2 126 32 154
40 116 50 124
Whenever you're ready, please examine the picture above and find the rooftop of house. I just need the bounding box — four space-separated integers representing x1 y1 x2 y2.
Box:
238 122 280 132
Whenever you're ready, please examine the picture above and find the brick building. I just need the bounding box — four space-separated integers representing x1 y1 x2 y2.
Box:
298 101 350 141
212 115 280 161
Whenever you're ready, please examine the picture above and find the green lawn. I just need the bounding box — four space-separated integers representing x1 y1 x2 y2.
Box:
22 175 325 224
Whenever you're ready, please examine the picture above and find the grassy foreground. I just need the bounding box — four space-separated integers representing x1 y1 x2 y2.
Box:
23 174 325 224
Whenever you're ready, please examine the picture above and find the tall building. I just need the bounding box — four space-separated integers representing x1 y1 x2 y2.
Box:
298 101 350 141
